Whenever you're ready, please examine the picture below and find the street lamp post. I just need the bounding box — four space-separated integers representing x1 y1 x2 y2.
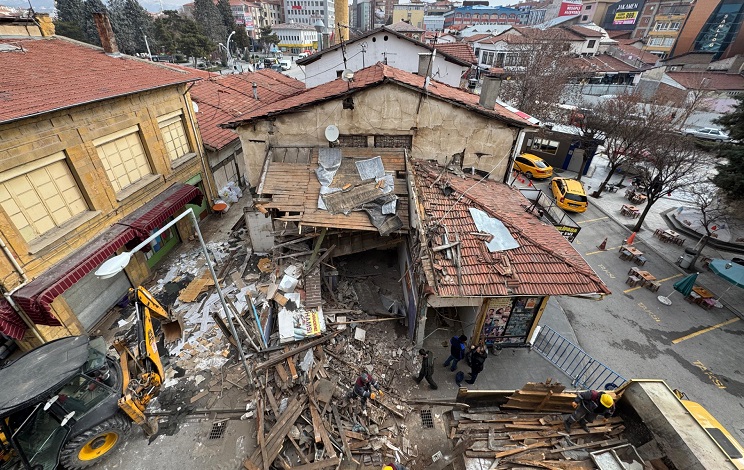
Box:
314 19 325 51
95 208 254 390
226 30 236 66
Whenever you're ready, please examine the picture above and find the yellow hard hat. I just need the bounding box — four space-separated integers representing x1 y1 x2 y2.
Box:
600 394 614 408
383 466 394 470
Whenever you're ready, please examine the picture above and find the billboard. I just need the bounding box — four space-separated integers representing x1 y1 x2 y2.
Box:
602 0 644 30
558 0 582 17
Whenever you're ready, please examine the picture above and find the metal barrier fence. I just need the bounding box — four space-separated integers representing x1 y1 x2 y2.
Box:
530 325 628 390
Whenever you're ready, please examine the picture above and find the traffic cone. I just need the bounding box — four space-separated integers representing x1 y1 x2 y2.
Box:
626 232 637 245
597 237 607 250
528 180 534 187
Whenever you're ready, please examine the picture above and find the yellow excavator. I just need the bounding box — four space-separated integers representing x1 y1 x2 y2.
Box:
0 286 181 470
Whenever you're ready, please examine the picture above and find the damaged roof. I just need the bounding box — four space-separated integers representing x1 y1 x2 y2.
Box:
411 161 611 298
222 63 537 129
188 70 305 150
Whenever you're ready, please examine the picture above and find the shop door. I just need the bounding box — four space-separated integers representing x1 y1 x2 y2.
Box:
61 268 131 331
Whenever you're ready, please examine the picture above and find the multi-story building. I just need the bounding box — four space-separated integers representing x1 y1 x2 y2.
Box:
578 0 616 25
669 0 744 60
284 0 336 41
392 3 426 29
273 22 320 52
443 5 522 29
260 0 284 28
351 0 374 31
636 0 691 57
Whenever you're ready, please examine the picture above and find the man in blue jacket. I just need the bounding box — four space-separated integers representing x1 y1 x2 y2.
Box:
443 335 467 371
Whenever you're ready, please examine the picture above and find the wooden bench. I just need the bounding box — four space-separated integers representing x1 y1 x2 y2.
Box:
619 250 633 261
634 255 647 266
626 275 642 287
646 281 661 292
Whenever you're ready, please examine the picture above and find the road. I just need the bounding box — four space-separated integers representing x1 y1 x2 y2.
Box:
525 176 744 442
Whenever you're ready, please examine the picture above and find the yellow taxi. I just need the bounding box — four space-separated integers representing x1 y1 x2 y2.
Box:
551 177 588 213
513 153 553 179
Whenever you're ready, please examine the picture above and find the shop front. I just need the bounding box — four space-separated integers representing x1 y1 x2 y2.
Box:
472 296 548 347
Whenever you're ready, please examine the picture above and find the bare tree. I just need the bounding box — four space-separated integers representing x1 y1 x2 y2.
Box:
498 29 583 116
683 182 730 267
629 133 711 233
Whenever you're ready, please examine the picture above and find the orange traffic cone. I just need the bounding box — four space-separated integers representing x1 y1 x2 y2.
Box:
626 232 637 245
598 237 607 250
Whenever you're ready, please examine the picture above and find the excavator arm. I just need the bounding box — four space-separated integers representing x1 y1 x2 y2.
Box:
113 286 174 436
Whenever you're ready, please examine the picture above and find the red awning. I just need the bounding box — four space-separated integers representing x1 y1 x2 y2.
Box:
12 223 135 328
118 183 203 243
0 298 26 340
11 183 203 333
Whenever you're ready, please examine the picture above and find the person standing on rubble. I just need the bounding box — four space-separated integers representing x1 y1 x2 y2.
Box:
443 334 467 371
465 345 487 385
413 349 438 389
347 371 383 410
564 390 615 433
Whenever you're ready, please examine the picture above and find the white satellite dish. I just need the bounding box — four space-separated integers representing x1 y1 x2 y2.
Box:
341 69 355 81
325 125 340 142
192 101 199 113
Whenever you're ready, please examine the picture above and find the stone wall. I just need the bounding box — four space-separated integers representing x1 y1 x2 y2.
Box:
235 83 518 187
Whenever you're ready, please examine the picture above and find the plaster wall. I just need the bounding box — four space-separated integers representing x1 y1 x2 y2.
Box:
303 32 469 88
235 83 518 187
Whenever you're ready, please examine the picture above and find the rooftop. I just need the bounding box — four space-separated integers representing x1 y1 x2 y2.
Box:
666 71 744 91
222 62 537 129
411 160 611 298
0 36 196 124
387 21 426 33
574 54 640 73
434 42 478 64
272 22 318 30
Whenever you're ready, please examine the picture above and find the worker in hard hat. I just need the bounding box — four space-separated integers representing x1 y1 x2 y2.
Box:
564 390 615 434
382 462 408 470
346 371 383 411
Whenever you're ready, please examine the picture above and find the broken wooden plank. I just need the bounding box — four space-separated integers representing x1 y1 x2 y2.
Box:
309 399 324 444
255 332 340 371
275 364 290 383
257 397 268 470
266 387 280 416
190 390 209 403
285 347 299 379
287 456 340 470
332 405 355 464
287 434 311 464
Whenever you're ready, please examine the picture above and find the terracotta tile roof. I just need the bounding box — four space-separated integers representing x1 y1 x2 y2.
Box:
607 30 631 40
574 54 640 73
463 33 493 43
0 36 198 124
223 62 537 128
565 25 603 38
666 71 744 91
612 43 659 66
434 43 477 64
189 70 305 150
411 161 611 297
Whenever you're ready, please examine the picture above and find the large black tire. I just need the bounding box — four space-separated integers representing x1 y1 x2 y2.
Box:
59 414 130 469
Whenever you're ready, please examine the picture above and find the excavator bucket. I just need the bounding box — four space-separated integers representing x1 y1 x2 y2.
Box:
161 316 184 344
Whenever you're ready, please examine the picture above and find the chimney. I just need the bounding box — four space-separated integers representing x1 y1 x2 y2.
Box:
418 53 433 78
92 13 119 54
34 13 55 37
479 75 502 109
252 82 259 100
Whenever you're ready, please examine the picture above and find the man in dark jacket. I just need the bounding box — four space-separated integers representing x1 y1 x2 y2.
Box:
443 335 467 371
465 345 487 384
564 390 615 433
413 349 438 389
347 372 382 410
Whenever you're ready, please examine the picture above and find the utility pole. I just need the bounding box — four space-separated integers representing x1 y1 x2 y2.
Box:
143 33 152 60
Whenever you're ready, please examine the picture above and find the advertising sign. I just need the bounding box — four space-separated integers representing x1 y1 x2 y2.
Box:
602 0 644 30
558 0 582 17
245 13 254 30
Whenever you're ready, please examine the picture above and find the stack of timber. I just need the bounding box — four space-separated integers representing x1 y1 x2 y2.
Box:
450 382 628 470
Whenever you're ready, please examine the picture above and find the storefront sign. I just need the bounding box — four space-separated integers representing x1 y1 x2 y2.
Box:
480 296 545 346
558 0 582 17
554 224 581 242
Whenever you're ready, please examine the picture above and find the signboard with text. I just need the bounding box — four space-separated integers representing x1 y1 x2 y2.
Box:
602 0 644 30
558 0 582 17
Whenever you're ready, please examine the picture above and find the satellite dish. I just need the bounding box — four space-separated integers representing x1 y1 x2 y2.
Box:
325 125 340 142
192 101 199 113
341 69 355 81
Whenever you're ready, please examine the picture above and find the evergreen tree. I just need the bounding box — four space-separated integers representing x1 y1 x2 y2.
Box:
152 10 214 64
55 0 87 41
258 25 278 53
216 0 249 50
193 0 226 44
712 96 744 201
108 0 154 55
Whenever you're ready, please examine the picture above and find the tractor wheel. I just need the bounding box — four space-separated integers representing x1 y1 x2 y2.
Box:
60 414 130 469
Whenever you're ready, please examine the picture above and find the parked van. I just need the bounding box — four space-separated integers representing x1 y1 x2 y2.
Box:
279 59 292 71
297 52 309 59
551 177 588 213
263 57 279 67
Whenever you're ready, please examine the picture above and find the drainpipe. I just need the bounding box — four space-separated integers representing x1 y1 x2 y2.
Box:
504 128 535 185
1 237 45 343
182 86 216 204
0 236 26 283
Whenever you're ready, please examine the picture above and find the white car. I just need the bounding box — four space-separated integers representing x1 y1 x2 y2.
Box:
279 59 292 71
684 127 730 142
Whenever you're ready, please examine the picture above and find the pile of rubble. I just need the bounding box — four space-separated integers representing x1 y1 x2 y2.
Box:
451 382 635 470
113 219 428 467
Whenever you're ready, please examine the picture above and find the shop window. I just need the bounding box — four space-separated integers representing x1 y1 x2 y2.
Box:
531 138 559 154
93 127 152 193
0 153 89 242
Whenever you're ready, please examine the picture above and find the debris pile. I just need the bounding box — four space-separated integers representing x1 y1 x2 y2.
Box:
451 381 637 470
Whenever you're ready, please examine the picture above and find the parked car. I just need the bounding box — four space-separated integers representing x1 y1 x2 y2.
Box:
270 64 283 72
298 52 310 59
279 59 292 71
683 127 730 142
513 153 553 179
551 177 588 213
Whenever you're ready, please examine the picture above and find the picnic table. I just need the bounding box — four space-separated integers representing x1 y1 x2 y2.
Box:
654 229 685 245
625 189 647 205
621 204 640 218
637 270 656 286
619 245 646 265
687 286 717 310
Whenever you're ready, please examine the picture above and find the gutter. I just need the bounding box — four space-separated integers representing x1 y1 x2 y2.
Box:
183 85 216 202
